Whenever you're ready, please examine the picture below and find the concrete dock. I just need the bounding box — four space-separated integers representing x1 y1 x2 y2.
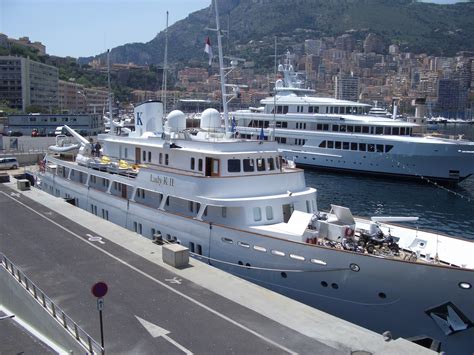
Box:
0 175 434 354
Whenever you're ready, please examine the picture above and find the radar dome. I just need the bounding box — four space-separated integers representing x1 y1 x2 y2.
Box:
275 79 283 88
200 108 221 131
166 110 186 131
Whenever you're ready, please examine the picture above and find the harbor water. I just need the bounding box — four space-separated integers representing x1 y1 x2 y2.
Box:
305 124 474 240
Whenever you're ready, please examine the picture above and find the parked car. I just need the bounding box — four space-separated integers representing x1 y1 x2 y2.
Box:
0 157 19 170
7 131 23 137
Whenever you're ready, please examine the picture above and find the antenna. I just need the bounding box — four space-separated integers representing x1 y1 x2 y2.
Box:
213 0 229 133
107 49 114 134
272 36 277 141
162 11 169 116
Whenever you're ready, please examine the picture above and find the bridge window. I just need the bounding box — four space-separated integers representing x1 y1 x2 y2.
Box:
228 159 241 172
354 126 361 133
256 158 266 171
267 158 275 170
385 145 394 153
191 157 195 170
243 159 255 172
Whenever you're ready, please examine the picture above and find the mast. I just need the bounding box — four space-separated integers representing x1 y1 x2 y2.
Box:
107 49 114 134
213 0 229 133
162 11 169 115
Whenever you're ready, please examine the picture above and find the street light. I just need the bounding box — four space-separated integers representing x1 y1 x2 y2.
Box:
77 91 87 113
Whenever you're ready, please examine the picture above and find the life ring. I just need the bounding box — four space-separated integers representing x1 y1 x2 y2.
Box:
344 227 354 237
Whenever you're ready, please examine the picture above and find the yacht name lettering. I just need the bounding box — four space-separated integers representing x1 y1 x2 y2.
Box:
150 175 174 186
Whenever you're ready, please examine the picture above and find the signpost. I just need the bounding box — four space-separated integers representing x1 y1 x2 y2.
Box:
91 282 108 354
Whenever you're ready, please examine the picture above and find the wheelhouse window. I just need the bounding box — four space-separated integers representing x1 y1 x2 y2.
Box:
256 158 266 172
243 159 255 172
319 141 327 148
267 158 275 170
332 125 339 132
376 144 384 153
228 159 241 173
359 143 366 151
350 142 357 150
393 127 400 135
327 141 334 149
354 126 361 133
362 126 369 134
375 127 383 135
335 141 342 149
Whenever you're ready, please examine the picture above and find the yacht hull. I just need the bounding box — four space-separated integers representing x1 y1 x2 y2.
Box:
39 171 474 354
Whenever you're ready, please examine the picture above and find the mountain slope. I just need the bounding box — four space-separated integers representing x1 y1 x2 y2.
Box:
79 0 474 68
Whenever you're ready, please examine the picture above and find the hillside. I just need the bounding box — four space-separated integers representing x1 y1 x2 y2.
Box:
79 0 474 69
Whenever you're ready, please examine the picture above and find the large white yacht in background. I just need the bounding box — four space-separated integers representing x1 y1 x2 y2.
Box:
232 52 474 183
37 2 474 353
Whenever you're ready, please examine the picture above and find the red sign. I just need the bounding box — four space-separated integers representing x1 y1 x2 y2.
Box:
91 282 108 298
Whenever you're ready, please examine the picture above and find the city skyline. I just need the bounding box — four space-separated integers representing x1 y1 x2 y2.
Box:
0 0 468 59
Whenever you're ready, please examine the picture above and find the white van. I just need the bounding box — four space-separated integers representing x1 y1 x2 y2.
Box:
0 157 19 170
54 126 65 136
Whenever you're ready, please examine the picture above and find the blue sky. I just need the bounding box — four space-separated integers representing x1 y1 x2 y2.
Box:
0 0 467 59
0 0 210 58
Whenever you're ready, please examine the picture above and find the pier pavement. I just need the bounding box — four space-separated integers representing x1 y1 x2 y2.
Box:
0 177 434 354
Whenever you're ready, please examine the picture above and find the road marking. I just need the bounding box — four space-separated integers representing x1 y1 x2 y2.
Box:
86 233 105 244
10 192 20 198
0 191 296 354
165 276 182 285
136 316 192 354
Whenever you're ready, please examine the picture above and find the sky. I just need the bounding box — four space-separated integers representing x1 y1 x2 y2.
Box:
0 0 468 59
0 0 210 58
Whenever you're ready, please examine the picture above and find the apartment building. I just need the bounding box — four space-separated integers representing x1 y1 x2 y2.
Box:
0 56 58 112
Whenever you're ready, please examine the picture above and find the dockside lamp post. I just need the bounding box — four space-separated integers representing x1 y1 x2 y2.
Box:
91 281 108 354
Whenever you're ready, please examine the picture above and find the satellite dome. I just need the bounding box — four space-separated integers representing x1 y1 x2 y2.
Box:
275 79 284 88
166 110 186 131
200 108 221 131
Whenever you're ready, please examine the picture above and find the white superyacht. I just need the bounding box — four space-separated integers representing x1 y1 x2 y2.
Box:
38 3 473 353
232 51 474 183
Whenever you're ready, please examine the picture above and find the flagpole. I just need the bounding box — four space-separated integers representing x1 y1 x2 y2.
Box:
213 0 229 134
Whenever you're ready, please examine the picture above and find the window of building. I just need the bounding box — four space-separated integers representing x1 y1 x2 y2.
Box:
228 159 241 172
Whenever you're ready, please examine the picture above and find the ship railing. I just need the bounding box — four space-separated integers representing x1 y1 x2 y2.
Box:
0 253 104 355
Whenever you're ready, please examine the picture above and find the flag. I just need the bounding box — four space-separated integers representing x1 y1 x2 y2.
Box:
204 36 213 66
231 115 236 133
258 127 265 141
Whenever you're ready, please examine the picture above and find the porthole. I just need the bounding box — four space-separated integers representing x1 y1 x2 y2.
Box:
271 250 285 257
281 272 287 278
350 263 360 272
222 237 233 244
253 245 267 252
245 263 251 269
289 254 305 261
378 292 387 299
238 241 250 248
311 259 327 266
459 282 472 290
321 281 328 287
331 283 339 289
